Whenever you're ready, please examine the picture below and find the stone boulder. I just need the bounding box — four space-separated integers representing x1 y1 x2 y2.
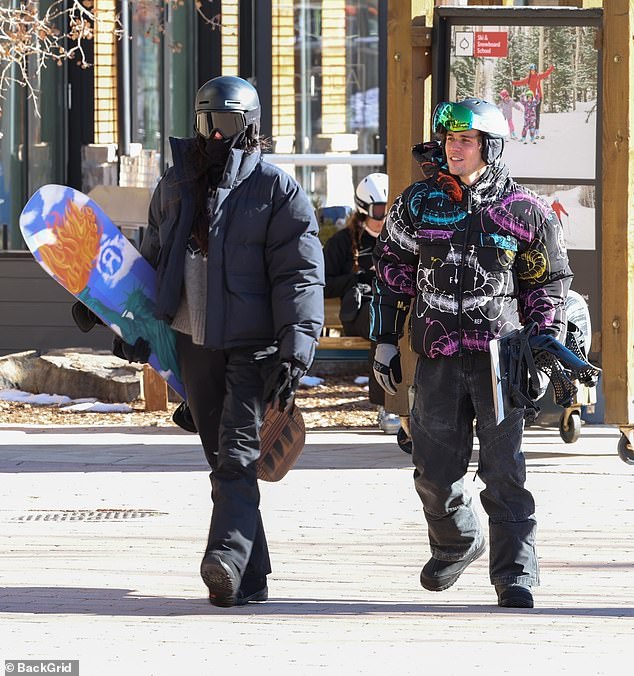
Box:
0 349 143 403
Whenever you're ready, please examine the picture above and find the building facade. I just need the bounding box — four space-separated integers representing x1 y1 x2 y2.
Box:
0 0 386 252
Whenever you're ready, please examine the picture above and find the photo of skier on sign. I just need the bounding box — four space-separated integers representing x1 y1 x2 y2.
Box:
498 89 523 140
511 63 554 137
519 90 540 144
551 196 569 222
551 196 570 236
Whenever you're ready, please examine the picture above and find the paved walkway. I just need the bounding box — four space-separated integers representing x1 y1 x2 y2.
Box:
0 422 632 675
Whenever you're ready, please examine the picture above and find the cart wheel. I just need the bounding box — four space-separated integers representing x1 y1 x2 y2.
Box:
617 433 634 465
397 426 412 455
559 410 581 444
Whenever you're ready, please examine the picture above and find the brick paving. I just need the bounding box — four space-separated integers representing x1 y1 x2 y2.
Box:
0 423 633 675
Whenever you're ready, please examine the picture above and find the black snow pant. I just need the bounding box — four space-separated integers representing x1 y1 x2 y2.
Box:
176 332 273 586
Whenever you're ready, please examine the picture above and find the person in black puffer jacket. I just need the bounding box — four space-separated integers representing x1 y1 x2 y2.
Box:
323 173 399 434
114 76 324 608
370 98 572 609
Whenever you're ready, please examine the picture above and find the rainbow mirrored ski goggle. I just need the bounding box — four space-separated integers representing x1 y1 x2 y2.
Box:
432 102 475 132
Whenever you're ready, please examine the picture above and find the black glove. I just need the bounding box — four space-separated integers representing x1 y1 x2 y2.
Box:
263 360 306 412
172 401 197 433
71 301 104 333
356 282 373 298
112 335 151 364
340 282 372 323
412 140 443 178
356 269 375 287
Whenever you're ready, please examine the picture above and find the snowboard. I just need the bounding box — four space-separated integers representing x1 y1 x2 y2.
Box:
489 332 513 426
19 184 305 481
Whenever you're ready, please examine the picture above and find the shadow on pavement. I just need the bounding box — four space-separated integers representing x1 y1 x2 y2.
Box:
0 445 620 473
0 440 414 473
1 587 632 618
0 423 623 473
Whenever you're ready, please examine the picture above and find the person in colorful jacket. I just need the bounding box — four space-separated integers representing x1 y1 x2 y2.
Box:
370 98 572 609
497 89 522 140
551 197 569 222
519 90 540 144
511 63 555 136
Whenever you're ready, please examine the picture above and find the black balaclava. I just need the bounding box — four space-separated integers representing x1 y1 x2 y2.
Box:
201 130 247 188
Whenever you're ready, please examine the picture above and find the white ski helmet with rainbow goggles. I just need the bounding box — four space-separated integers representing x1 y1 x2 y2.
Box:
354 172 389 220
432 97 509 163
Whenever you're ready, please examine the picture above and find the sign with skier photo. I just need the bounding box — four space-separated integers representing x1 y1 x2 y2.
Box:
524 182 596 251
446 22 599 183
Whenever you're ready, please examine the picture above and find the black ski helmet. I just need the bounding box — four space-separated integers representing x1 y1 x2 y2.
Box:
194 76 261 140
432 97 509 163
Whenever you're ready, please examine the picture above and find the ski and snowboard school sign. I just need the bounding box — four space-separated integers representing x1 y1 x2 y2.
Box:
455 31 508 58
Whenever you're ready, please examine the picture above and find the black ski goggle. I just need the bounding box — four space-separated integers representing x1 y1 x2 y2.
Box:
195 110 247 139
367 203 387 220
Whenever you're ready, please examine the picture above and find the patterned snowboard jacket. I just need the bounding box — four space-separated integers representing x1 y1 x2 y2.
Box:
370 144 573 358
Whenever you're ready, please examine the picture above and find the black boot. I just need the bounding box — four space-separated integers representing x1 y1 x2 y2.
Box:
200 553 240 607
420 539 486 592
496 584 534 608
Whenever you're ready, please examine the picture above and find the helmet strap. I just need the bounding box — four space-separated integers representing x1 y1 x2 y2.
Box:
363 223 381 238
363 221 381 237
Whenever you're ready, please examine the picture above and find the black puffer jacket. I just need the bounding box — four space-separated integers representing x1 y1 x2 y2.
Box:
371 146 573 358
140 136 325 368
323 226 376 298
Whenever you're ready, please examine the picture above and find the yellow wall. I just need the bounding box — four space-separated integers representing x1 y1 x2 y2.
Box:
221 0 240 75
271 1 296 143
93 0 118 144
321 0 347 136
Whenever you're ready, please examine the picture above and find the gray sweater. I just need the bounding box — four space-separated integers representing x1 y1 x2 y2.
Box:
171 197 214 345
171 249 207 345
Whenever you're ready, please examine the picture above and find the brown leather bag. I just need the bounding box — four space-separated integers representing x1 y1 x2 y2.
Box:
258 403 306 482
173 400 306 482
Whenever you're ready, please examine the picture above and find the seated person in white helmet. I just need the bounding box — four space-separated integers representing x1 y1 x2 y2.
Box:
323 172 399 434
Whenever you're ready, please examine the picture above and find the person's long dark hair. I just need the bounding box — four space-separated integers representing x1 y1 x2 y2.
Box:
345 210 366 273
186 129 262 254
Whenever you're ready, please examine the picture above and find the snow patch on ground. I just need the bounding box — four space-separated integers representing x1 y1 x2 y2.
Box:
0 389 133 413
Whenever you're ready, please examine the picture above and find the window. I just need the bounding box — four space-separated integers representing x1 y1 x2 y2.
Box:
270 0 383 207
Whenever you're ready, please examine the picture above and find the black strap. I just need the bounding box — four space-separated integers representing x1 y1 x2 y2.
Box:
506 323 542 421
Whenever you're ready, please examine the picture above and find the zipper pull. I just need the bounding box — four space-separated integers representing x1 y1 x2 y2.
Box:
467 189 472 214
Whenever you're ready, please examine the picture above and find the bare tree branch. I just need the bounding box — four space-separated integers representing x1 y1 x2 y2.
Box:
0 0 222 116
0 0 100 115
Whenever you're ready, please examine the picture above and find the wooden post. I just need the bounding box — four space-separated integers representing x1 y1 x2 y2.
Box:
601 0 634 424
385 0 434 416
387 1 433 200
142 364 168 412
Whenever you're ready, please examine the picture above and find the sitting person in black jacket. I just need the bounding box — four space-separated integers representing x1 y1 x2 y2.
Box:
323 173 399 434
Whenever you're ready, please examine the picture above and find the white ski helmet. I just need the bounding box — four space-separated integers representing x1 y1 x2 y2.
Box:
354 173 389 219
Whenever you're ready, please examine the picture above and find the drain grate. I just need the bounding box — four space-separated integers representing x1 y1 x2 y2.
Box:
13 509 167 522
